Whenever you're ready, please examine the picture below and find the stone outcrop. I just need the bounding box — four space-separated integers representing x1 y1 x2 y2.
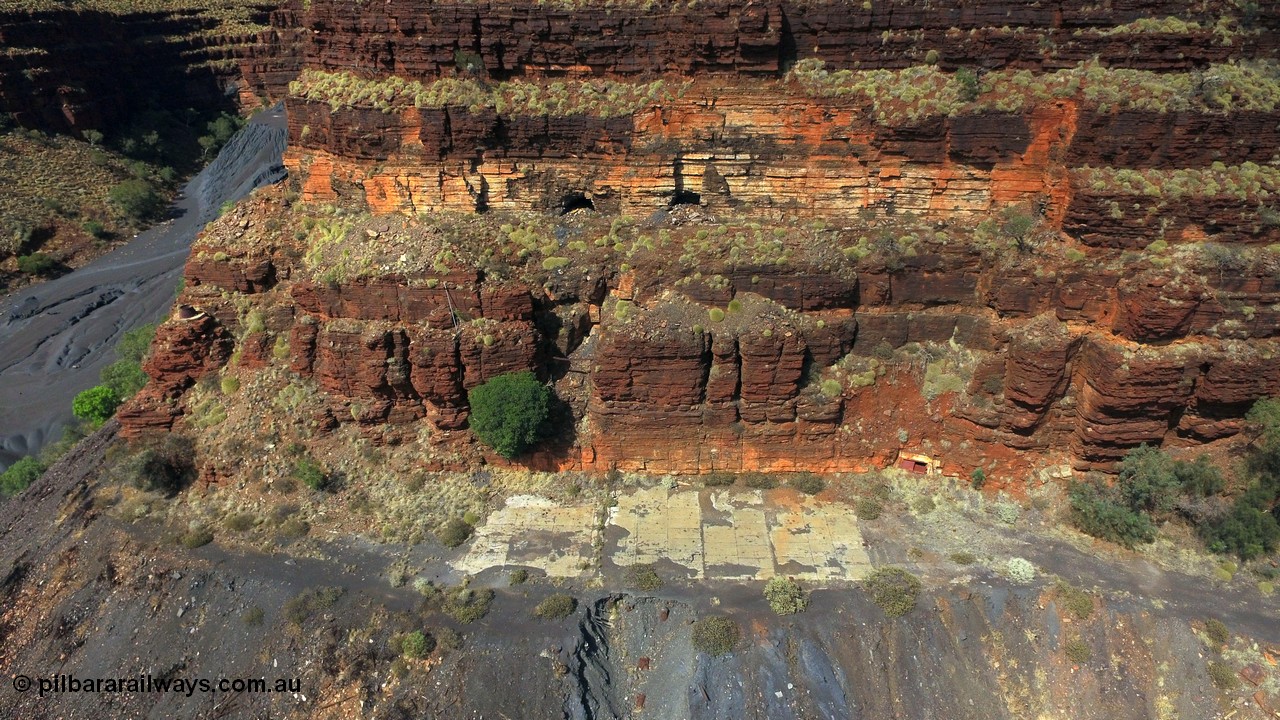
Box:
115 0 1280 477
0 1 304 134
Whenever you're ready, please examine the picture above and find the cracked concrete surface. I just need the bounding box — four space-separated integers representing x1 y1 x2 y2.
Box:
455 487 872 581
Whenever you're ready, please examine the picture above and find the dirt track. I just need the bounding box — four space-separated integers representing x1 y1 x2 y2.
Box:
0 108 287 470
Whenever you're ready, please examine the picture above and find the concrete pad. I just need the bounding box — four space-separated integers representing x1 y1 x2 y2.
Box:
455 487 872 582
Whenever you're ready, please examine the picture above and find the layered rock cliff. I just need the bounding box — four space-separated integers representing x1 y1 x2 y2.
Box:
0 0 304 134
119 0 1280 479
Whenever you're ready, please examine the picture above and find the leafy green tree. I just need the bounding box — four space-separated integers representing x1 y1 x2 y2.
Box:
1201 503 1280 559
1173 455 1225 497
1117 445 1181 519
108 179 162 221
16 253 57 275
117 324 156 364
101 360 148 399
1 456 44 496
467 371 551 459
99 324 155 400
1068 478 1157 548
1247 398 1280 449
72 385 120 425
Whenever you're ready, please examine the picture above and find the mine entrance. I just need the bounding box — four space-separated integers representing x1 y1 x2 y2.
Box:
670 189 701 207
560 193 595 215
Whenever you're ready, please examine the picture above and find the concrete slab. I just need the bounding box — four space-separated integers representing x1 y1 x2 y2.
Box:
454 487 873 582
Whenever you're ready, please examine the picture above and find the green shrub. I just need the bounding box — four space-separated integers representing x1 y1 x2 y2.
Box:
220 376 240 394
1004 557 1036 584
856 497 883 520
441 586 494 624
72 385 120 425
179 526 213 549
949 551 976 565
292 458 334 492
789 473 826 495
701 473 735 487
283 586 345 626
1204 618 1230 646
691 616 740 657
624 563 664 591
742 473 777 489
970 468 986 489
117 324 155 364
1200 503 1280 559
1208 661 1239 690
956 67 981 102
1117 445 1181 519
764 577 808 615
1247 397 1280 448
1056 582 1094 620
1175 455 1225 497
16 253 57 275
1 456 44 496
1065 638 1091 664
533 593 577 620
224 512 256 532
400 630 433 659
109 179 162 221
242 606 264 626
101 359 148 400
114 433 196 496
864 567 922 617
437 518 473 548
1067 478 1157 548
508 568 529 586
82 219 108 238
467 371 551 459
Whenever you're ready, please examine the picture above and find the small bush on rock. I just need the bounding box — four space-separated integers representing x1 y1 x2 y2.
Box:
440 586 494 624
1205 618 1230 647
533 593 577 620
691 616 740 657
292 458 335 492
437 518 473 548
1065 638 1091 664
743 473 777 489
1208 661 1239 690
857 497 883 520
789 473 826 495
116 433 197 496
400 630 433 659
764 577 809 615
1004 557 1036 584
864 567 922 617
625 563 663 591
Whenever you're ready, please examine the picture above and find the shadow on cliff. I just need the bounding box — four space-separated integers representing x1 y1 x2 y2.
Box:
523 388 579 471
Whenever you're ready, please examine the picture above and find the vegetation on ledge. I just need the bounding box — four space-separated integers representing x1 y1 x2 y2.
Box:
290 69 685 118
788 59 1280 122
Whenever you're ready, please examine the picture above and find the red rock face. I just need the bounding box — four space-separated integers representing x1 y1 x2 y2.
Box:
298 0 1279 79
117 314 235 438
115 0 1280 477
0 3 303 134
